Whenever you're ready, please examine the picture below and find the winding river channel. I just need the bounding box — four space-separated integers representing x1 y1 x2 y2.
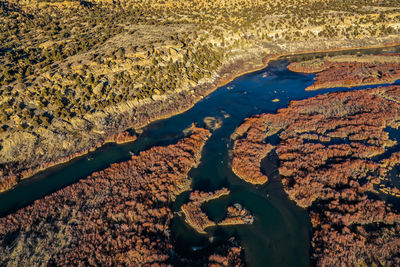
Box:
1 46 400 266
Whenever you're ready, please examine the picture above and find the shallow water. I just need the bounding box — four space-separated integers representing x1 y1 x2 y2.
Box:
1 46 400 266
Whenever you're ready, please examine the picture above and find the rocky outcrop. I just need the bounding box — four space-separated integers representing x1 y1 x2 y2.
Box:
203 116 223 131
0 127 221 266
232 85 400 266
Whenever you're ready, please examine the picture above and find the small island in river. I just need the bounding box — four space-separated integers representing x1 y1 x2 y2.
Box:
181 188 254 234
219 204 254 226
181 188 229 234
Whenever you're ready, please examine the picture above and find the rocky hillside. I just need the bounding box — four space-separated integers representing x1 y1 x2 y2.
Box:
1 0 400 190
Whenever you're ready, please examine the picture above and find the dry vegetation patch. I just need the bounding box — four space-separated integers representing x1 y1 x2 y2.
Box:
232 85 400 266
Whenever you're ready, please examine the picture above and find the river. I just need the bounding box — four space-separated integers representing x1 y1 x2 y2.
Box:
1 46 400 266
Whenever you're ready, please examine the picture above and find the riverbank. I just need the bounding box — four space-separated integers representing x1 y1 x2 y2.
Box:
0 130 138 193
2 38 400 193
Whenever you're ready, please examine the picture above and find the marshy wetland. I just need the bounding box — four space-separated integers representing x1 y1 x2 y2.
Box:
1 47 400 266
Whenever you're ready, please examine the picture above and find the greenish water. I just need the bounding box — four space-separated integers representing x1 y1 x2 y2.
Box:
1 46 400 266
